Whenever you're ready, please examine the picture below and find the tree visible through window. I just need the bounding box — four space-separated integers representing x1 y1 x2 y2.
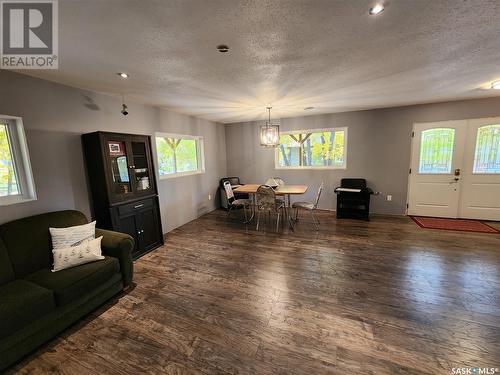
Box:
0 124 20 196
277 128 346 168
419 128 455 174
155 134 204 177
473 124 500 174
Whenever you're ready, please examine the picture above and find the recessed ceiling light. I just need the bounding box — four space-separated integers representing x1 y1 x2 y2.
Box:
369 3 385 15
117 72 129 79
304 106 315 110
491 80 500 89
217 45 229 53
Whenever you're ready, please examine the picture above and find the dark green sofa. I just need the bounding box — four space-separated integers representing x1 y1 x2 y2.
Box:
0 210 134 371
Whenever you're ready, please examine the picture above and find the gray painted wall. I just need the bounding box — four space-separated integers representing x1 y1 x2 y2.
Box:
2 69 499 223
225 97 500 215
0 71 227 232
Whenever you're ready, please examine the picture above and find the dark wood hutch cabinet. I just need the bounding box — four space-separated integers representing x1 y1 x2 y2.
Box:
82 131 163 259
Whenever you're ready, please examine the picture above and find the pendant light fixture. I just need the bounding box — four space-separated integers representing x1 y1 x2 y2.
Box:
260 106 280 147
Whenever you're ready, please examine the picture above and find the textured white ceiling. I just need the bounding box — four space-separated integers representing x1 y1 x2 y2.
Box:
21 0 500 123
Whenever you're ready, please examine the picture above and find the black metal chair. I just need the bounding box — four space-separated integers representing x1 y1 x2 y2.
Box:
334 179 374 221
219 177 249 210
223 181 252 223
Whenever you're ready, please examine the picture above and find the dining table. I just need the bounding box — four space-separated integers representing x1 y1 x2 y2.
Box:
233 184 309 229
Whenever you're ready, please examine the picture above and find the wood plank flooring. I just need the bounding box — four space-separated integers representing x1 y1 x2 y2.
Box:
9 210 500 375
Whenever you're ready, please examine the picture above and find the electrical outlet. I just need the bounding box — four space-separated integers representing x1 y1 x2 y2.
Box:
387 195 392 201
208 194 212 200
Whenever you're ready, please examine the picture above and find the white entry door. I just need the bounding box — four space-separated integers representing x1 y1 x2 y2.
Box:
408 120 467 218
459 118 500 220
408 118 500 220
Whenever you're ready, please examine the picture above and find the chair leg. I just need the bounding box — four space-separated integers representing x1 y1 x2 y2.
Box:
276 212 280 232
310 210 319 231
243 205 248 223
295 207 299 222
256 211 261 231
227 206 232 218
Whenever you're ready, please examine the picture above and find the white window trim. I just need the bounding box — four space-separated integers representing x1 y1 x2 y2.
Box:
0 115 37 206
155 132 205 180
275 126 348 170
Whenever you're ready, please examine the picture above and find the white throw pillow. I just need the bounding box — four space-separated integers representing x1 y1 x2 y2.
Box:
52 236 105 272
49 221 96 249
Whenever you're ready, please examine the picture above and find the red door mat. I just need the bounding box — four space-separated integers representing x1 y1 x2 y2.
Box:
411 216 500 234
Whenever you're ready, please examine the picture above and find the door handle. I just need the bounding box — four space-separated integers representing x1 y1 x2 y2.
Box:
449 178 460 184
134 204 144 209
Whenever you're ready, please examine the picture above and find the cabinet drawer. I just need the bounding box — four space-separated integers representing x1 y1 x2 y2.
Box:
118 198 154 216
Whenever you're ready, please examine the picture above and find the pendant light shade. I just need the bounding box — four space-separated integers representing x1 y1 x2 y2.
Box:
260 107 280 147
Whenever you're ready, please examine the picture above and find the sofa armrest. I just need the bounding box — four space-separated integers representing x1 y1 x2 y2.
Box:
96 228 134 287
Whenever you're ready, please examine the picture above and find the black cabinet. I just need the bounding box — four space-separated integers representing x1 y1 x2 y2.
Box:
82 131 164 259
110 196 163 259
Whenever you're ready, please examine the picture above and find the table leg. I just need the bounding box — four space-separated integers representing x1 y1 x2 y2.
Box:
287 194 294 231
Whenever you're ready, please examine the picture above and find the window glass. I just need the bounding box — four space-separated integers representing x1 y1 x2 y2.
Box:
419 128 455 174
156 135 204 178
0 124 20 196
473 124 500 174
277 129 346 168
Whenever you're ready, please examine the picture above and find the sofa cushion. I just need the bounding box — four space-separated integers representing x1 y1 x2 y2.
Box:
24 256 120 306
0 280 55 338
0 237 15 285
0 210 88 278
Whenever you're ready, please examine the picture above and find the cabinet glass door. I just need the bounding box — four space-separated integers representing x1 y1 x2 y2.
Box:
107 140 133 196
131 141 152 194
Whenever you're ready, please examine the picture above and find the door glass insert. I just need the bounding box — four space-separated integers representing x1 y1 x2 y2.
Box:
419 128 455 174
473 124 500 174
107 140 131 195
131 142 151 191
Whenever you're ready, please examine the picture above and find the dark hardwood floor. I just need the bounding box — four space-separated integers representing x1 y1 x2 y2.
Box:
9 210 500 375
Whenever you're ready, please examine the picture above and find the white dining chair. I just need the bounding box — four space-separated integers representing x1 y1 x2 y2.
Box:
292 182 324 230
